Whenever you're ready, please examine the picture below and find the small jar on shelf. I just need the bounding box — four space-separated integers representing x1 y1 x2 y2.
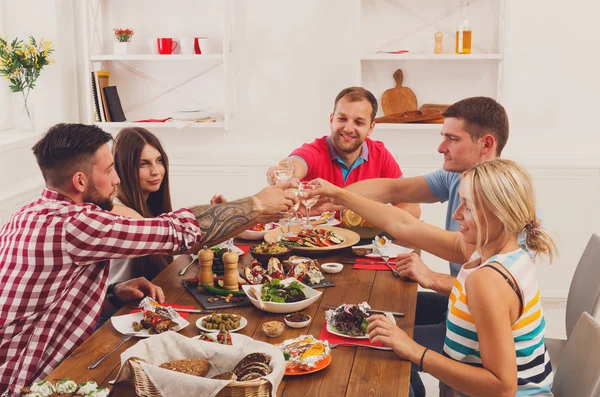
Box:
455 1 472 54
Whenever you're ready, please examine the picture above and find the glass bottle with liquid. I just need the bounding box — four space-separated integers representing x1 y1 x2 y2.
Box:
455 0 472 54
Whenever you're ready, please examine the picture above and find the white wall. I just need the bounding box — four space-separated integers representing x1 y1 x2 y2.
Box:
1 0 599 298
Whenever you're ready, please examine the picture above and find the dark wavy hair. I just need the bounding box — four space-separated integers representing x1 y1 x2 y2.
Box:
113 127 173 217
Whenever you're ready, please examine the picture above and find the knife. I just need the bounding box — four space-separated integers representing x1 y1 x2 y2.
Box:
341 260 387 265
170 308 214 314
323 304 404 317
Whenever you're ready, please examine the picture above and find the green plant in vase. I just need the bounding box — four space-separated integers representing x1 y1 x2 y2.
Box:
0 35 55 131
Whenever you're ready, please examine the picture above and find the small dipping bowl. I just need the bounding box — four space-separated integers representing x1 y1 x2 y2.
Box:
262 321 285 337
321 262 343 274
283 313 311 329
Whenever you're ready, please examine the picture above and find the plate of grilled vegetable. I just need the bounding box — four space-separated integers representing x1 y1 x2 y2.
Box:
264 226 360 252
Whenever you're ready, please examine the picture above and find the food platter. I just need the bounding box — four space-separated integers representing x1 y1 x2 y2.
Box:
192 332 246 346
196 314 247 333
285 354 332 376
111 312 190 338
264 226 360 253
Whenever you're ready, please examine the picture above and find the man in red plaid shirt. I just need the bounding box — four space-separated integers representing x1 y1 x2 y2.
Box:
0 123 295 395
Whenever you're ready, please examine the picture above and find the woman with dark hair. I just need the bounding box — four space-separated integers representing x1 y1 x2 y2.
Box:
110 127 174 282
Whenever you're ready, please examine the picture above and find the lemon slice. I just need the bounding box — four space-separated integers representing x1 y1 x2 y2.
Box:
342 210 363 227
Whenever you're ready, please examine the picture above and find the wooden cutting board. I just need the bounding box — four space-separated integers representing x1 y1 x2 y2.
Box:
375 109 444 123
381 69 418 115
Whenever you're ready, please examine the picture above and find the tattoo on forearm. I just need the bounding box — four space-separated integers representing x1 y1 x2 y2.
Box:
190 198 256 243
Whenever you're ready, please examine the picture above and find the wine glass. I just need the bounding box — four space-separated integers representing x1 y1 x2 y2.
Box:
272 158 294 183
277 178 300 236
298 181 320 230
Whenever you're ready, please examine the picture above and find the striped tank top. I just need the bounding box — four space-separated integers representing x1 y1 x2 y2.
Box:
444 248 554 396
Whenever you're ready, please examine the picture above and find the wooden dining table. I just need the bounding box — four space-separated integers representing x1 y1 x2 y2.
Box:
45 241 418 396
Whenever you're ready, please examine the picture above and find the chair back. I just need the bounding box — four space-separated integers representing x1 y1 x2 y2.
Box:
552 312 600 396
565 233 600 337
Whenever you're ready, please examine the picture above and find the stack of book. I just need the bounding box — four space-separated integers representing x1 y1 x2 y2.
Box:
91 70 126 122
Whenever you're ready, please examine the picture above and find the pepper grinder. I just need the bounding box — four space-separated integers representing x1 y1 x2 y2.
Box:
434 31 443 54
222 251 240 291
198 247 214 285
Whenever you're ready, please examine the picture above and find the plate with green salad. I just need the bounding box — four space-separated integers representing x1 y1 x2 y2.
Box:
242 278 322 313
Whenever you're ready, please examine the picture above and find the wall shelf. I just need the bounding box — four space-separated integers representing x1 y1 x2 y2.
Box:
355 0 506 107
90 54 224 61
82 0 234 130
361 53 503 61
95 121 225 129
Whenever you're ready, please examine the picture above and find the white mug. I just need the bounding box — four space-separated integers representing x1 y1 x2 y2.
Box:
179 38 194 54
147 38 158 54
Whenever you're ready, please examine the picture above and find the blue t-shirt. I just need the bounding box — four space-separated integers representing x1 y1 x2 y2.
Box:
424 168 531 277
424 169 463 276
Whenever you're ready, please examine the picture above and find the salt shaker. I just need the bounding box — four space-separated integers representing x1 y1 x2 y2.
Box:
434 31 443 54
222 251 240 291
198 246 214 285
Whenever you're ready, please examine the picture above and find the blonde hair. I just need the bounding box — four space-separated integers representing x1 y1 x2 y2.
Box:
461 159 556 262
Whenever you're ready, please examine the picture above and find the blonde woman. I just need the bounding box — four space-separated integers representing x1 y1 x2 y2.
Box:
309 159 555 397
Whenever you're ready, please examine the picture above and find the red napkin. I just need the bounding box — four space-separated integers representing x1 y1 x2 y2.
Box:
133 117 172 123
130 303 193 319
353 257 390 271
236 245 251 255
318 323 384 347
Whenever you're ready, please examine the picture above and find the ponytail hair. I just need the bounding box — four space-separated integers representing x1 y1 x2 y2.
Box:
522 219 556 262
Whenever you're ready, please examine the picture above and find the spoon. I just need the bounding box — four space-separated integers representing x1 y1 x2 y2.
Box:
249 286 266 310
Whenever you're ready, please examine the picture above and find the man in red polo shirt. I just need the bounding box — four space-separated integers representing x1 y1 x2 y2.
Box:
267 86 420 217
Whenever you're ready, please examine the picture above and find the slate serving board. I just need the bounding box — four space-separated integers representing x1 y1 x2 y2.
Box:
182 280 253 310
305 277 335 289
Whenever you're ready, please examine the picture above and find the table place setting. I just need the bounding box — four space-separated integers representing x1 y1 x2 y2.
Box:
318 303 396 350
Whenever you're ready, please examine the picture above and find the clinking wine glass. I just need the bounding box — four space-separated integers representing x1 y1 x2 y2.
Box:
277 178 300 236
299 181 320 230
272 158 295 183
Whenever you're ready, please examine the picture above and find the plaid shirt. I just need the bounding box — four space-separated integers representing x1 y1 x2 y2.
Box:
0 189 202 396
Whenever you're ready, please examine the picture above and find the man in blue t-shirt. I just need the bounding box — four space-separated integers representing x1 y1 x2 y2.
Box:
343 96 510 397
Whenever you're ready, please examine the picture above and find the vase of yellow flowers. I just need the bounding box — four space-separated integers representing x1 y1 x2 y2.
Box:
0 35 54 132
113 28 134 55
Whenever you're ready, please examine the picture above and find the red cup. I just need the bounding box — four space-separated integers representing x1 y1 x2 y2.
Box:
157 38 178 55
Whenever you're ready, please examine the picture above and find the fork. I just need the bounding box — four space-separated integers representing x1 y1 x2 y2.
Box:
381 254 401 278
88 334 133 369
177 254 198 276
330 342 392 351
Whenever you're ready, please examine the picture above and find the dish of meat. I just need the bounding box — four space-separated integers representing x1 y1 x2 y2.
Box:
111 311 190 337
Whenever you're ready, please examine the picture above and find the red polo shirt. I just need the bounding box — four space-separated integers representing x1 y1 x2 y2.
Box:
289 136 402 187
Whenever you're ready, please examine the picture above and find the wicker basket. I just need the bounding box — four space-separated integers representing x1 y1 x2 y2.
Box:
128 358 273 397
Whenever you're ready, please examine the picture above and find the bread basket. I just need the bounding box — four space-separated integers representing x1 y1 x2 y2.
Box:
128 357 272 397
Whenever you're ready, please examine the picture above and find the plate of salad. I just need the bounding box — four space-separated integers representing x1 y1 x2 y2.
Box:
325 303 371 339
242 278 322 313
